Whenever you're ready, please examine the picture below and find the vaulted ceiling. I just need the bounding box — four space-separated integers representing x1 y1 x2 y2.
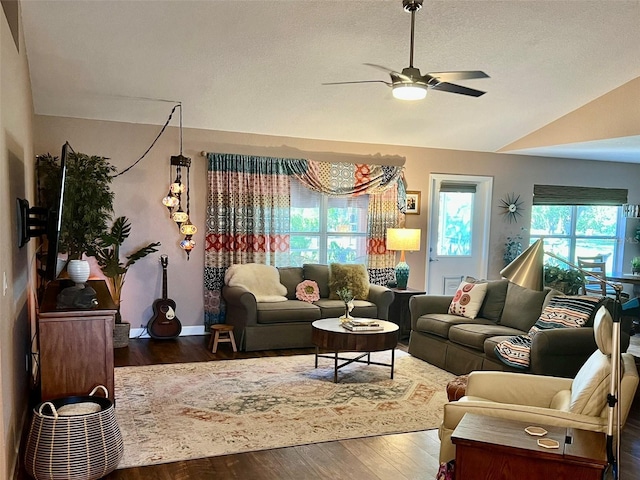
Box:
20 0 640 163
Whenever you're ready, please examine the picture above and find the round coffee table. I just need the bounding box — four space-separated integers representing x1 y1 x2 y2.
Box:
311 318 399 382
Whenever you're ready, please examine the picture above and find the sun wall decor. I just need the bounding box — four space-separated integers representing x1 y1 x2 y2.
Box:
499 193 524 223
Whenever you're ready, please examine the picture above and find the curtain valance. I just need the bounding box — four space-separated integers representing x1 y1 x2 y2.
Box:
206 153 404 198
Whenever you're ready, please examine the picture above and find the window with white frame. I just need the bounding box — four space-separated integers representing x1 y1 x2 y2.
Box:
289 180 369 266
530 185 628 273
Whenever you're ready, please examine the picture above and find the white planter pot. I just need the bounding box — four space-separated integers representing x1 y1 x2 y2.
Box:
67 259 90 286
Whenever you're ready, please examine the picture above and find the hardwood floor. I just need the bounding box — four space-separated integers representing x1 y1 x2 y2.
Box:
19 335 640 479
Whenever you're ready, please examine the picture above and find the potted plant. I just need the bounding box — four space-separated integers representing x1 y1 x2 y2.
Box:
632 257 640 275
503 232 523 266
89 216 160 347
544 264 585 295
37 152 116 281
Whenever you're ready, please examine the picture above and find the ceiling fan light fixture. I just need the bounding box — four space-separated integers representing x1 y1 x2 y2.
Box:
392 83 427 100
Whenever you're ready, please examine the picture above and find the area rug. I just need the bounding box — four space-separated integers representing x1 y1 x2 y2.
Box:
114 350 454 468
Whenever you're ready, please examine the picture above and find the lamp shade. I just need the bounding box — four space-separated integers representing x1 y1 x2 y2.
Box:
500 238 544 291
386 228 421 252
386 228 421 290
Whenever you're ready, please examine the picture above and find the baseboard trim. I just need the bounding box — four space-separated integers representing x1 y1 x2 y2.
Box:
130 325 207 339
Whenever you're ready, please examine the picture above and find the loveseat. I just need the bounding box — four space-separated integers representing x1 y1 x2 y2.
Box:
223 263 394 351
408 279 630 378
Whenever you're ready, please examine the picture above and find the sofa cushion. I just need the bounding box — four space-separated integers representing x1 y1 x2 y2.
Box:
415 313 495 339
303 264 330 298
478 279 509 322
315 298 378 319
500 282 549 331
328 263 370 300
448 280 488 319
448 324 525 351
278 267 304 299
256 300 321 324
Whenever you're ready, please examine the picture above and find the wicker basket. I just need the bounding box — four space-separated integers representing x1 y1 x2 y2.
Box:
24 386 124 480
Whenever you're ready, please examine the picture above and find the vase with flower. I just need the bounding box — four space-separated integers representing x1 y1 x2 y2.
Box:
336 287 355 323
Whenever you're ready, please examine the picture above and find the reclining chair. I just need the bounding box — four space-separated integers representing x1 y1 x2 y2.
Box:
439 306 639 463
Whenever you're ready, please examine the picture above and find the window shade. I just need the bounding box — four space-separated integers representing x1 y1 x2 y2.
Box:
440 182 477 193
533 185 628 206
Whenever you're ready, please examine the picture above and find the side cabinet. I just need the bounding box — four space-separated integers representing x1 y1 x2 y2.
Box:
38 280 117 402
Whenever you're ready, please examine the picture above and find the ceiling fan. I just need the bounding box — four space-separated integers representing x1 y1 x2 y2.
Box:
323 0 489 100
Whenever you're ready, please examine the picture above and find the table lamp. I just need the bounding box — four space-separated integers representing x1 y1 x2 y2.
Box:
500 238 624 479
386 228 421 289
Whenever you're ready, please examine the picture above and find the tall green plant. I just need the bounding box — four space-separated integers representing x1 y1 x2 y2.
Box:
89 216 160 323
37 151 116 259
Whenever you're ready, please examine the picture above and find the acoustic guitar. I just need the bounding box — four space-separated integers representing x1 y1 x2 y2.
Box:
147 254 182 339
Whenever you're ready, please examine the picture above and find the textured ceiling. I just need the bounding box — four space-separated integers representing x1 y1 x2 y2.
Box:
20 0 640 162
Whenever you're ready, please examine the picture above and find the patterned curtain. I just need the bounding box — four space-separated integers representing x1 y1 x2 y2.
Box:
367 183 404 285
204 153 298 326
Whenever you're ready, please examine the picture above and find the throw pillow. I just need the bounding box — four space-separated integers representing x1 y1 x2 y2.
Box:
295 280 320 303
328 263 370 300
448 280 488 319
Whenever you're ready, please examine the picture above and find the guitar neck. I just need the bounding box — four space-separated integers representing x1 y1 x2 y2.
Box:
162 266 168 300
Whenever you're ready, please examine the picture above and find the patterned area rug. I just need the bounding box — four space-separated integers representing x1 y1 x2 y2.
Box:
114 350 454 468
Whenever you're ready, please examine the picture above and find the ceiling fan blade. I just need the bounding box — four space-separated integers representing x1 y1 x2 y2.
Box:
322 80 392 86
431 82 486 97
364 63 413 82
427 71 490 81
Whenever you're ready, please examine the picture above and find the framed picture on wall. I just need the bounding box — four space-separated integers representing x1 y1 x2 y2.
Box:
406 191 421 215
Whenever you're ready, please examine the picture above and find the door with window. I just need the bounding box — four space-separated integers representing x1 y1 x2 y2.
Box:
427 174 493 294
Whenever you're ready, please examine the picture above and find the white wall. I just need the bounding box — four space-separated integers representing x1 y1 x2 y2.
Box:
34 115 640 331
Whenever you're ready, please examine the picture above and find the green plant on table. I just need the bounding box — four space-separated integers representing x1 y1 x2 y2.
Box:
543 264 585 295
632 257 640 274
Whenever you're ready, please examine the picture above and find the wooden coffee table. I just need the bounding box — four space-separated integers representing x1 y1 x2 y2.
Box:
311 318 399 383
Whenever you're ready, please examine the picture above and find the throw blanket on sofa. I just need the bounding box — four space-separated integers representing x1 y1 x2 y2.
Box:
224 263 288 303
495 295 604 369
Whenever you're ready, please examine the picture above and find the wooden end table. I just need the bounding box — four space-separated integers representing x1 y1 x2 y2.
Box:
311 318 399 382
451 413 607 480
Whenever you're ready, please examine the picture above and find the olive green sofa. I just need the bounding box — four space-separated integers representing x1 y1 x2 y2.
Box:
408 279 630 378
222 263 394 351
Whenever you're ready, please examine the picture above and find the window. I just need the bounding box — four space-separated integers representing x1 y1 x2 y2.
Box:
289 180 369 266
530 184 628 274
530 205 622 273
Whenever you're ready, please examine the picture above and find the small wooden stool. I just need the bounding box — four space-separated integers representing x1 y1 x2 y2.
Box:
209 324 237 353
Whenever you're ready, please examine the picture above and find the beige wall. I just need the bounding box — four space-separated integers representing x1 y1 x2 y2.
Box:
34 115 640 332
1 2 35 478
